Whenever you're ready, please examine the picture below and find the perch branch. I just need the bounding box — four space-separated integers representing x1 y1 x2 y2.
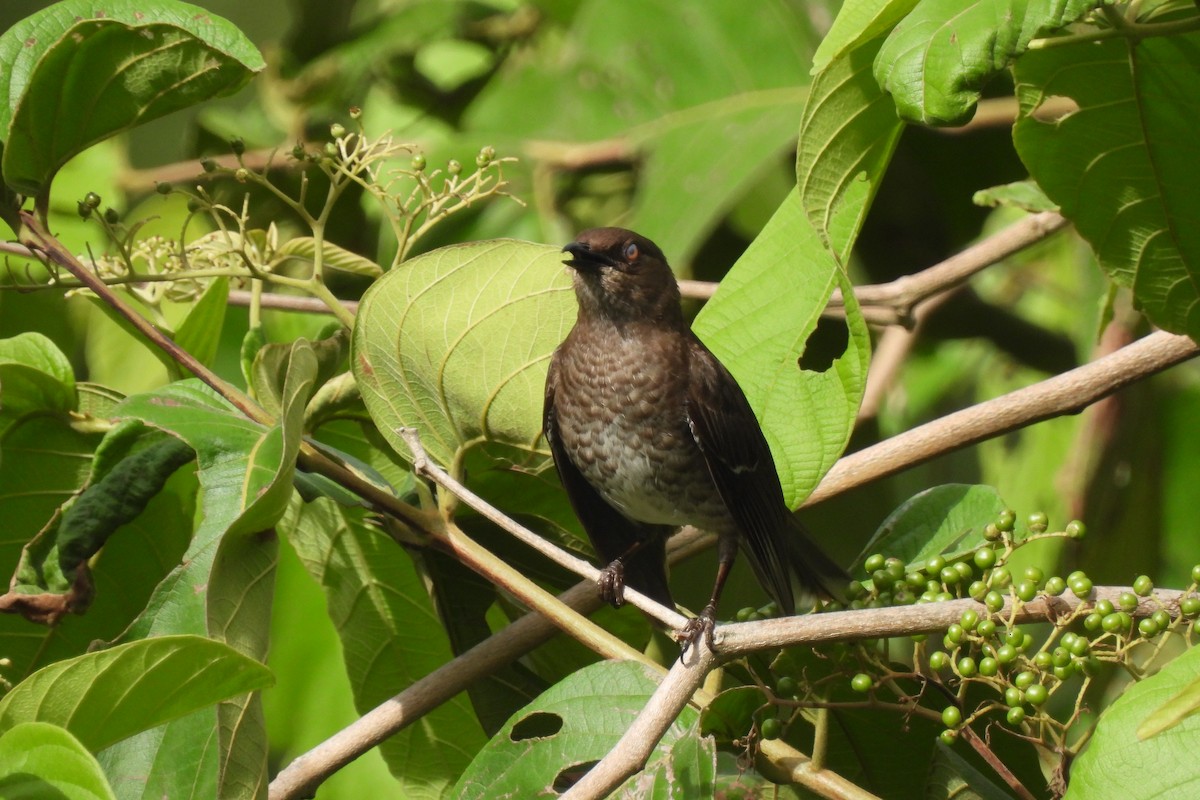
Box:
807 330 1200 506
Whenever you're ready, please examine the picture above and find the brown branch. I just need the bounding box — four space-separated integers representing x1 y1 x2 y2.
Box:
960 725 1038 800
807 330 1200 506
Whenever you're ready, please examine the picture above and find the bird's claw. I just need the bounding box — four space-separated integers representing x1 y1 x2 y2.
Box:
597 561 626 607
677 605 718 653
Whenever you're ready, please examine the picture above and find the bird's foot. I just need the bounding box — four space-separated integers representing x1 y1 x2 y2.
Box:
677 604 718 653
597 560 626 607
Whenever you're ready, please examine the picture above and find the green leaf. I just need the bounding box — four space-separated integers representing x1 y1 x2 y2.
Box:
353 239 574 470
693 191 870 506
455 661 707 798
0 634 273 753
208 340 313 798
811 0 921 73
1014 29 1200 339
172 276 230 377
798 35 904 259
857 484 1006 568
0 722 115 800
0 331 76 433
875 0 1099 125
1136 675 1200 741
0 0 264 196
288 498 486 794
275 237 383 278
1067 647 1200 798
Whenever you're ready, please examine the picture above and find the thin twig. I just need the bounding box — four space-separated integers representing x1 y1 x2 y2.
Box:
807 330 1200 506
960 724 1038 800
398 427 688 631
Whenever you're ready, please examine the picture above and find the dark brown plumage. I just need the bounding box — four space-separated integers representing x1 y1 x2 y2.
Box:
543 227 846 642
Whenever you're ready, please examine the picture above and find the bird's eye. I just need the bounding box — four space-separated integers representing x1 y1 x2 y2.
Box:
623 242 639 261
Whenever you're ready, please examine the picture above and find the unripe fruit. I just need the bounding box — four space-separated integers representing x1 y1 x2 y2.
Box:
997 510 1016 532
760 717 782 740
864 553 885 573
1025 684 1048 706
974 548 996 569
942 706 962 728
1028 511 1049 533
851 673 872 693
1007 707 1026 725
1066 520 1086 539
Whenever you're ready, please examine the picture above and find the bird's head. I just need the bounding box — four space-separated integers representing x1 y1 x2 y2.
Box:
561 228 682 325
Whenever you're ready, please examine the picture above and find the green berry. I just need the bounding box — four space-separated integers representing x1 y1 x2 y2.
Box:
958 657 978 677
1101 613 1125 633
155 181 172 195
1095 599 1115 617
776 676 797 697
996 644 1018 664
969 580 988 600
942 706 962 728
974 548 997 569
851 673 872 693
1028 511 1049 533
1014 670 1036 689
1033 651 1053 670
735 607 755 622
1067 636 1089 657
947 624 965 644
1192 564 1200 584
1045 576 1067 596
984 522 1002 541
1133 575 1154 597
926 556 947 575
892 590 915 605
1119 592 1139 612
940 728 958 745
864 553 885 573
929 651 949 671
985 591 1005 613
976 619 997 638
1052 647 1071 668
940 566 960 586
960 609 980 631
1071 576 1093 599
1007 706 1026 725
1025 684 1048 706
1004 628 1025 648
991 567 1012 589
997 510 1016 532
1024 566 1045 586
905 572 926 589
760 717 782 740
871 569 892 589
411 154 427 172
1066 520 1087 539
885 559 906 581
1153 609 1172 630
936 591 955 602
1139 617 1159 637
955 562 974 582
1005 687 1024 707
1182 596 1200 618
1015 581 1037 602
330 123 346 139
979 657 999 677
448 159 462 175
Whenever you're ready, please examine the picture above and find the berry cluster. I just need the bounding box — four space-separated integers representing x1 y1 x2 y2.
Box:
737 509 1198 765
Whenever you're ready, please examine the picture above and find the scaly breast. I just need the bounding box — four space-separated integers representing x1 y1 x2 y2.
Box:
554 324 728 528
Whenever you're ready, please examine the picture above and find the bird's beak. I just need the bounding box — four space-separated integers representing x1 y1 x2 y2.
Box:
562 242 616 270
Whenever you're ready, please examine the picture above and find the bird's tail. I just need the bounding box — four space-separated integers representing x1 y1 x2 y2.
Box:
784 518 850 611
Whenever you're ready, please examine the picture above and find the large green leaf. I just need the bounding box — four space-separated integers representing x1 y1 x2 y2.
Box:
874 0 1099 125
454 660 710 798
288 498 487 796
1066 647 1200 798
797 35 904 259
855 484 1006 569
353 239 574 470
0 722 115 800
0 0 264 196
810 0 921 73
1014 29 1200 339
0 634 273 752
693 191 870 506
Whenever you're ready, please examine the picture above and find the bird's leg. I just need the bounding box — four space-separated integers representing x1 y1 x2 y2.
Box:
678 536 736 651
597 537 653 606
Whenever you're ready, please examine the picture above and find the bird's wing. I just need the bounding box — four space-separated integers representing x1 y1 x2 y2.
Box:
684 336 846 612
544 355 674 608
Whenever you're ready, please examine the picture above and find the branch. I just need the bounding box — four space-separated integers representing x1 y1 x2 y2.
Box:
562 585 1181 798
808 330 1200 505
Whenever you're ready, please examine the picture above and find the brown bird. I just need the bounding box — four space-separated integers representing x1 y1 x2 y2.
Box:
543 227 846 644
